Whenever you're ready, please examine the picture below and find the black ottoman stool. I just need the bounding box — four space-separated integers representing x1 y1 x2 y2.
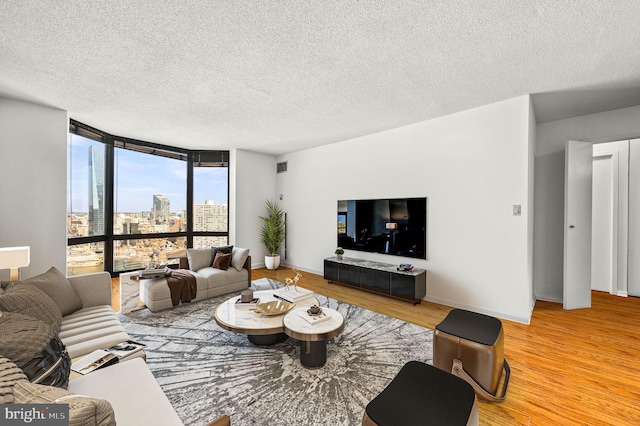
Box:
362 361 478 426
434 309 510 402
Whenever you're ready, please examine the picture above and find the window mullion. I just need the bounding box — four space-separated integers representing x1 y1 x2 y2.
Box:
187 152 194 249
104 135 115 274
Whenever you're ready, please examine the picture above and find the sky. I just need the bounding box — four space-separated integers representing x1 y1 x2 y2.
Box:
69 134 228 213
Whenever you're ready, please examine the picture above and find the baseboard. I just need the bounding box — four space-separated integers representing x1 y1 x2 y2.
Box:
271 262 533 324
252 261 323 277
280 262 323 276
616 290 629 297
424 295 532 325
534 294 562 303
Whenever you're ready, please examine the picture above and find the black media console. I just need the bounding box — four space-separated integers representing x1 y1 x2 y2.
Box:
323 256 427 304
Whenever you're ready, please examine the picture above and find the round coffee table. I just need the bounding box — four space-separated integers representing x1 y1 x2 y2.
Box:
283 307 344 369
214 290 319 346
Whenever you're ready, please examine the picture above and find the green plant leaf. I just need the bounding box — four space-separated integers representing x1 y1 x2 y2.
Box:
259 199 285 255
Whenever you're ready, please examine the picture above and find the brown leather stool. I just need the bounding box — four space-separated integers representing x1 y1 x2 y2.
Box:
362 361 478 426
434 309 510 402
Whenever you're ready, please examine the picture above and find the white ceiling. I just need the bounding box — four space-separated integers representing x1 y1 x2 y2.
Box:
1 1 640 155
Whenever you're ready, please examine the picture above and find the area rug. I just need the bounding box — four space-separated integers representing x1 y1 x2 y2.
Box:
118 278 433 426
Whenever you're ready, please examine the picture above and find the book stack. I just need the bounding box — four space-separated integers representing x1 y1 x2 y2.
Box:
71 339 147 375
138 267 170 279
235 297 260 307
274 287 315 303
397 263 414 271
71 350 118 375
297 309 332 325
105 339 146 362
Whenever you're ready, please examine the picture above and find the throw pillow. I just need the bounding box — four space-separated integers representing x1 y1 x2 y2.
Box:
186 248 212 271
230 247 250 272
0 312 56 366
0 356 28 404
25 267 83 316
0 282 62 334
210 245 234 266
212 252 232 271
13 381 116 426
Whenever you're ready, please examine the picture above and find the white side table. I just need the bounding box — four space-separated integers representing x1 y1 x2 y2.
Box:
119 271 145 314
283 307 345 369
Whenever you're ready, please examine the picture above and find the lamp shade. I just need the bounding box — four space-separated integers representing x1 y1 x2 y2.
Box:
0 246 30 271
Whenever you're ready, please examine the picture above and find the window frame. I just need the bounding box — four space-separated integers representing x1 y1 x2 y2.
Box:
67 119 229 276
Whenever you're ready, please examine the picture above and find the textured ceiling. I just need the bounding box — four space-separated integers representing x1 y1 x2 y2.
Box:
1 1 640 155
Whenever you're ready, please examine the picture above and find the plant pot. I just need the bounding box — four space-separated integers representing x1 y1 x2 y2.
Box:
336 254 343 261
265 254 281 270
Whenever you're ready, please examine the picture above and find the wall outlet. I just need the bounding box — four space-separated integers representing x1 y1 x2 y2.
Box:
513 205 521 216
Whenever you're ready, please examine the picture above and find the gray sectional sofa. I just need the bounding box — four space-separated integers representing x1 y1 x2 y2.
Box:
140 246 251 312
62 271 132 358
0 267 130 360
0 268 187 425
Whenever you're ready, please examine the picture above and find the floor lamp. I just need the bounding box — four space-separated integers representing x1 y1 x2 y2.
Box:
0 246 30 281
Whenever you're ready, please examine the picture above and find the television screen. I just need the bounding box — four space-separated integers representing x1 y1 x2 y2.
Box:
337 197 426 259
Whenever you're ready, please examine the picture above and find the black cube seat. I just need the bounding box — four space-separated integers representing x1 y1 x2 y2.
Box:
362 361 478 426
436 309 503 346
434 309 510 402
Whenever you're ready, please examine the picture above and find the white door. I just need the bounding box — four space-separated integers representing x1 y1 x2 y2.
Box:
564 140 593 310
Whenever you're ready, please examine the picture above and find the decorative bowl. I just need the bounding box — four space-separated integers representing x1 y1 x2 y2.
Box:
252 300 296 316
307 305 323 316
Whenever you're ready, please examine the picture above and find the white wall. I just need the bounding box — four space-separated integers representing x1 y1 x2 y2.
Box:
629 139 640 296
527 98 537 306
276 96 535 323
534 106 640 301
0 101 277 280
0 97 68 280
231 149 278 267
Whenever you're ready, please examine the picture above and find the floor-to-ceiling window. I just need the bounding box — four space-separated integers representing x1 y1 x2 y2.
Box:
192 151 230 249
67 125 108 276
112 141 188 272
67 120 229 276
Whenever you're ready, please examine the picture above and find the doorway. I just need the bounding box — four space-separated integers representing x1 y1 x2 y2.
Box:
591 141 629 296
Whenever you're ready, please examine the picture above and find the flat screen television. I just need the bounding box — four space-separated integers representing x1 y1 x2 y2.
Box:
337 197 426 259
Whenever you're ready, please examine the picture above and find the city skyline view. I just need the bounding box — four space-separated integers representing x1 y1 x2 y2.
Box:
69 134 228 214
67 132 230 274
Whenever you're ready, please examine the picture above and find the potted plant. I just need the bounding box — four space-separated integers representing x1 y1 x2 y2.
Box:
335 247 344 261
259 199 286 270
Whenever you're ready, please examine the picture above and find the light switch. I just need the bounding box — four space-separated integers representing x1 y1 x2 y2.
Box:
513 205 521 216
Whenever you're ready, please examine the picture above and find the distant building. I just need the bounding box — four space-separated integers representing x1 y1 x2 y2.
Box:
88 145 104 235
194 200 228 247
171 217 186 233
194 200 228 232
152 194 170 224
122 221 140 237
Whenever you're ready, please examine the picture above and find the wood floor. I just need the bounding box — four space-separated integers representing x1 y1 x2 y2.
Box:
113 268 640 425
